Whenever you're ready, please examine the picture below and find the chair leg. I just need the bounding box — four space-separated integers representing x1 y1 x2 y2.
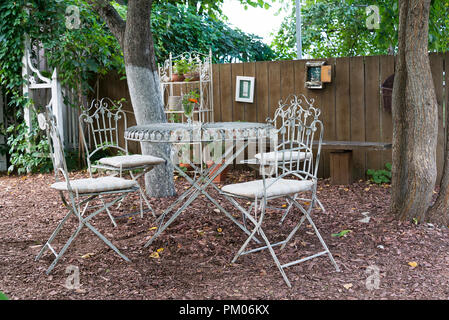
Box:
231 201 292 287
285 197 340 272
130 170 156 219
99 195 117 227
36 209 74 262
39 193 131 274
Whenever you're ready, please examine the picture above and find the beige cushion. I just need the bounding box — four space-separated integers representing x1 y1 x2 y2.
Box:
51 176 138 194
221 178 314 198
254 151 312 163
98 154 164 169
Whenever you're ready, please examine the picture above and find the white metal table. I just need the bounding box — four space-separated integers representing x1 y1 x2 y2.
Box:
125 122 275 247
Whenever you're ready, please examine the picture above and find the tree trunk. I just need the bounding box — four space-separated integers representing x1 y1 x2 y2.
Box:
92 0 176 198
427 88 449 225
390 0 438 222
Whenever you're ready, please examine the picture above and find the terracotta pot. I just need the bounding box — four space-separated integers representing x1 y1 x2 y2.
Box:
171 73 185 82
206 160 228 183
179 162 192 170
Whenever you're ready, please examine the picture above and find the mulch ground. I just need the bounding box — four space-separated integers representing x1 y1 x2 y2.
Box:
1 168 449 300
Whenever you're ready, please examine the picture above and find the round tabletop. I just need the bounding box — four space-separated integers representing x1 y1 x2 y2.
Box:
124 122 275 143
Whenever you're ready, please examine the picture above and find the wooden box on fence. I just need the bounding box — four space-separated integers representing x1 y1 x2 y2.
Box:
305 61 332 89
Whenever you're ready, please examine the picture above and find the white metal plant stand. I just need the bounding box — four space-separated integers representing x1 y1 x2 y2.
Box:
158 50 214 124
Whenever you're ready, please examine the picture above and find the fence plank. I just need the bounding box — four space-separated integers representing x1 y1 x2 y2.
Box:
350 56 366 180
212 64 221 122
293 59 307 97
219 63 233 122
268 61 281 120
364 55 382 172
280 60 295 102
255 61 269 123
430 53 445 184
231 63 244 121
319 58 336 178
243 62 257 122
335 57 351 143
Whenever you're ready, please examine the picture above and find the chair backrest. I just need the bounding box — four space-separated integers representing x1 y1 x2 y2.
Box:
263 94 323 181
79 97 128 169
38 106 69 183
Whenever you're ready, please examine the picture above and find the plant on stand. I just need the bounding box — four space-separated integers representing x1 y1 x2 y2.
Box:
172 58 190 82
184 61 200 82
182 90 200 125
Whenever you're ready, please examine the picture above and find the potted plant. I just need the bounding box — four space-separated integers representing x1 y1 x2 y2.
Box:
184 61 200 82
172 58 190 82
181 90 200 124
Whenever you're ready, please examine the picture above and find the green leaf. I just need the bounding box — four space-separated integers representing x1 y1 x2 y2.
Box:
331 230 352 237
0 291 9 300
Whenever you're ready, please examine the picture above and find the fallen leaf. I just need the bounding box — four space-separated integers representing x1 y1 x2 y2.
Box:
332 230 352 237
149 252 160 259
408 261 418 268
364 187 370 191
156 248 164 253
149 226 157 231
343 283 353 290
81 253 94 259
217 228 223 233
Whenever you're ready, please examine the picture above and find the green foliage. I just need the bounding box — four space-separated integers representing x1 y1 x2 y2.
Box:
0 0 123 174
5 113 52 175
150 2 276 63
271 0 449 59
173 58 191 75
0 291 8 300
367 162 392 185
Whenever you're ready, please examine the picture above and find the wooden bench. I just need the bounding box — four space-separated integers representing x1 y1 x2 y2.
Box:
315 141 392 185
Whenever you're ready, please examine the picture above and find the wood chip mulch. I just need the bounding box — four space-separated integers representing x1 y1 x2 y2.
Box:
1 168 449 300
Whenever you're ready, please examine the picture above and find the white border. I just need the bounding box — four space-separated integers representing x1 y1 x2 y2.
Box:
235 76 255 103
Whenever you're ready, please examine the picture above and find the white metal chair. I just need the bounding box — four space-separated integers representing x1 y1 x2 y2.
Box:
79 98 165 225
221 101 339 287
242 94 326 224
35 106 138 274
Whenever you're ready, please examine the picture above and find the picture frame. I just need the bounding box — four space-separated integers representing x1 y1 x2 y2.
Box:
235 76 255 103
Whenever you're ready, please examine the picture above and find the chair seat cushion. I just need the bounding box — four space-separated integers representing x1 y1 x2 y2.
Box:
254 151 312 163
98 154 165 169
51 176 138 194
221 178 314 198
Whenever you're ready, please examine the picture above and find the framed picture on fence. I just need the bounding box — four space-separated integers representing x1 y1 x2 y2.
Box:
235 76 255 103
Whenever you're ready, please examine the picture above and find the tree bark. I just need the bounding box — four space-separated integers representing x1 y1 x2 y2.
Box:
91 0 176 197
390 0 438 222
427 82 449 225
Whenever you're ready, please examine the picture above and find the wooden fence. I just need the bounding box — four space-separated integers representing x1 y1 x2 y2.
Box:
95 53 449 181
